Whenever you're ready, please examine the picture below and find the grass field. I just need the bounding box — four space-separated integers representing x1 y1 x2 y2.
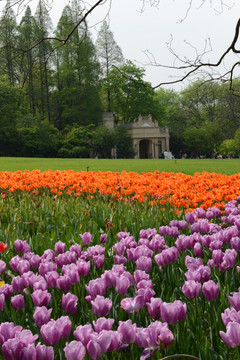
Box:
0 157 240 174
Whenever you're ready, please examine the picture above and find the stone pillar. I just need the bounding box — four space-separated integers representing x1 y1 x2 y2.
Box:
133 139 139 159
152 140 155 159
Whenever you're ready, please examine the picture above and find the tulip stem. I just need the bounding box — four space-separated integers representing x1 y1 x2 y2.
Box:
236 346 240 360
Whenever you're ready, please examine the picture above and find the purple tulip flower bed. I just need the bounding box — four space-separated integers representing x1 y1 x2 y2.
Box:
2 199 240 359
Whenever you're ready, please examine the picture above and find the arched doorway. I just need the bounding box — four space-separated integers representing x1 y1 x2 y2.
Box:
139 140 150 159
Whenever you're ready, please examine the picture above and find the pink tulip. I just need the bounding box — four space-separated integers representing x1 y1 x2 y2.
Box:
121 295 145 314
91 295 112 317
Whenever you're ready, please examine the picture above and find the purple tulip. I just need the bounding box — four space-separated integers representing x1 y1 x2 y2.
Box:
117 231 130 240
29 254 41 269
74 324 94 346
160 300 187 324
62 293 78 315
228 292 240 311
39 262 57 277
31 289 51 307
202 280 219 301
16 259 30 275
185 256 203 270
185 270 201 282
155 246 179 267
80 232 92 245
137 287 155 304
212 250 224 266
64 340 86 360
146 297 162 319
197 265 211 282
221 308 240 327
69 244 82 257
86 339 102 360
0 293 5 311
11 294 25 311
40 320 61 345
134 270 150 284
35 343 54 360
45 271 60 288
137 279 153 290
77 259 91 276
182 280 201 299
0 260 6 274
194 243 203 257
86 278 106 299
117 320 137 343
0 284 13 298
230 237 240 250
136 256 152 271
220 249 237 271
9 255 21 272
100 270 116 288
56 316 72 338
93 318 115 333
135 327 149 348
220 321 240 348
33 279 48 291
100 234 107 244
0 322 22 345
2 337 31 359
115 275 131 295
57 275 72 292
91 295 112 317
149 235 165 252
113 242 125 256
62 265 80 285
14 239 31 253
54 241 66 254
121 295 145 314
33 306 52 328
20 343 37 360
185 212 196 224
12 276 24 293
106 330 122 351
93 254 105 268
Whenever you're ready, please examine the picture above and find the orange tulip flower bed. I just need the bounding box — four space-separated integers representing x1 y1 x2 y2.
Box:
1 170 240 211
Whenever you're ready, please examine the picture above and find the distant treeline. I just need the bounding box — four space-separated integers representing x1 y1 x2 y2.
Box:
0 0 240 158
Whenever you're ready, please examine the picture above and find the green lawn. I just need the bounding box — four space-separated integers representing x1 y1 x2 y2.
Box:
0 157 240 174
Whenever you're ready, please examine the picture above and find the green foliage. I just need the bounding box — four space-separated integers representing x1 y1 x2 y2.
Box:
51 4 102 130
59 124 94 158
114 125 135 158
219 139 238 157
92 125 115 158
17 118 61 157
104 60 157 123
184 122 224 158
0 76 23 155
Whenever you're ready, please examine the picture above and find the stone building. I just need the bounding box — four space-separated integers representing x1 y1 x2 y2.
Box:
103 112 170 159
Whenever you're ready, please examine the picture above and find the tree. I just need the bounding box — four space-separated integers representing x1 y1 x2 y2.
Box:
96 20 124 111
33 0 53 121
0 1 19 85
59 124 94 158
105 60 158 123
51 2 102 130
2 0 240 92
18 6 37 114
114 126 135 158
183 122 223 158
92 125 115 158
0 76 23 155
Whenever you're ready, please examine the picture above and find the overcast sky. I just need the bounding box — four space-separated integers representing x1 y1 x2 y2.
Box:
1 0 240 91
